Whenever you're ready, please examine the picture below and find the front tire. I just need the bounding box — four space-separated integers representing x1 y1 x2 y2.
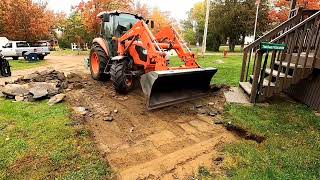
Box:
89 44 110 81
110 60 133 94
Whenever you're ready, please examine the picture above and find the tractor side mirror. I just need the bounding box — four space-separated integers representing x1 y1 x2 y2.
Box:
103 14 110 22
151 21 155 29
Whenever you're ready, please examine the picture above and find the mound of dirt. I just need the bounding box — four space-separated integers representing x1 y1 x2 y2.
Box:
0 70 83 104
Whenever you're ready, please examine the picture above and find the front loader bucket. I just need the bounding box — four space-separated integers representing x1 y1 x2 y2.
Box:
140 68 218 110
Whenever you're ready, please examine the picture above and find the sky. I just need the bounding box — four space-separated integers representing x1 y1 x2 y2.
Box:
46 0 203 21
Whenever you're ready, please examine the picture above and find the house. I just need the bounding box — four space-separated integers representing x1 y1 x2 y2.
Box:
239 0 320 110
0 37 9 48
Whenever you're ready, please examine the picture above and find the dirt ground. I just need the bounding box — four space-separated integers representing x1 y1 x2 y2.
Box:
2 55 239 179
0 55 87 85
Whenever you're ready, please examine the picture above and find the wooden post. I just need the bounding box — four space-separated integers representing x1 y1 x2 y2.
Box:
240 50 248 82
250 50 263 103
289 0 297 18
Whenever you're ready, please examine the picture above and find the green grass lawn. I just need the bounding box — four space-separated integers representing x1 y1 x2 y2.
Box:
9 60 47 70
50 49 89 56
219 45 243 53
171 54 243 87
222 101 320 179
0 100 112 179
189 45 243 53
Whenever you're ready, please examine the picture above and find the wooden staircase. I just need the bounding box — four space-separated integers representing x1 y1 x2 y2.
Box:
239 9 320 103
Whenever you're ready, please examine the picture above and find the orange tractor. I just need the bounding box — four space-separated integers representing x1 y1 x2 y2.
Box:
89 11 217 110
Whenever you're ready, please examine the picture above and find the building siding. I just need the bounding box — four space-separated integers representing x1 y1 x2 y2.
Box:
285 69 320 111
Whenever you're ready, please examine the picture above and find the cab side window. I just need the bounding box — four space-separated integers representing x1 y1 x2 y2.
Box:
4 43 12 48
103 17 113 39
17 42 29 48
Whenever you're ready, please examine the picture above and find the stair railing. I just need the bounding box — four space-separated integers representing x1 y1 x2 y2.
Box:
271 11 320 83
240 8 303 83
241 9 320 103
250 47 286 103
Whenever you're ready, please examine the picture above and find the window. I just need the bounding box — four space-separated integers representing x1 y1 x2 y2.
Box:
3 43 12 48
104 22 113 37
16 42 29 48
30 42 48 47
113 14 140 37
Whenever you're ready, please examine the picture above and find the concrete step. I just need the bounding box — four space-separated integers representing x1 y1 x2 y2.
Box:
239 82 252 95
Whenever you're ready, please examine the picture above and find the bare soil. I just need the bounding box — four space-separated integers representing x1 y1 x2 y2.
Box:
0 55 87 85
66 76 238 179
3 55 238 179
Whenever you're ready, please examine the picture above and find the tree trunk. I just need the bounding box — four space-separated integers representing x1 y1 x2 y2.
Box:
240 33 245 52
229 37 236 52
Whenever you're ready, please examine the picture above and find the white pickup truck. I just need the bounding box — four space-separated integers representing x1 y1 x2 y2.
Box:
1 41 50 60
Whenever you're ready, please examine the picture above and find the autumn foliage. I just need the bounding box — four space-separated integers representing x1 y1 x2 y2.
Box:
75 0 176 37
0 0 57 41
269 0 320 23
76 0 134 36
134 2 177 33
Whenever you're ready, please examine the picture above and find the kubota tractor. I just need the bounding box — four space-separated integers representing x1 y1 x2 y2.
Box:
89 11 217 110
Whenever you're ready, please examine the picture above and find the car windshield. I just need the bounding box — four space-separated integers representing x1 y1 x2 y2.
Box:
115 14 140 32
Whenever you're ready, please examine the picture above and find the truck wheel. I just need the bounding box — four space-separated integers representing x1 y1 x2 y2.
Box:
12 56 19 60
110 60 133 94
38 55 45 60
0 59 11 77
89 44 110 80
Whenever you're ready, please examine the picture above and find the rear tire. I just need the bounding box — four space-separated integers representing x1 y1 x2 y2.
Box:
12 56 19 60
89 44 110 81
38 55 45 60
110 60 133 94
0 59 11 77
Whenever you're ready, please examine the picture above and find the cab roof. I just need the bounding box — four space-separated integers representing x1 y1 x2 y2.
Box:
97 10 144 20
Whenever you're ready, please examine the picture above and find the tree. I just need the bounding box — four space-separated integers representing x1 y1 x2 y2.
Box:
150 8 174 33
181 2 205 46
58 12 91 48
76 0 134 36
0 0 56 41
269 0 320 24
210 0 269 51
134 1 150 18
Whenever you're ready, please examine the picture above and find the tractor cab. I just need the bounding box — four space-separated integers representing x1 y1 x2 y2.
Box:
98 11 145 57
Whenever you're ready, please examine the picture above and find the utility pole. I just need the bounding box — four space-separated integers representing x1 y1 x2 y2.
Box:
253 0 260 41
249 0 260 60
202 0 210 56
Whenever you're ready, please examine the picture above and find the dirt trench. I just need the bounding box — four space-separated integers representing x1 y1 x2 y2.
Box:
66 75 238 180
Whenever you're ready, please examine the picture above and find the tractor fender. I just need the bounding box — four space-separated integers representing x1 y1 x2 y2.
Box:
111 56 128 61
111 56 133 68
92 37 110 57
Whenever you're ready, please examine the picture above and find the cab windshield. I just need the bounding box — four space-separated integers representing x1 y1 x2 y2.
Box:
114 14 140 36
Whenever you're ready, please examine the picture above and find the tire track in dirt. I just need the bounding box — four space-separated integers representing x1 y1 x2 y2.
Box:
67 75 238 179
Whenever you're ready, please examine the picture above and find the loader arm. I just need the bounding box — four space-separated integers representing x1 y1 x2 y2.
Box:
155 27 199 68
117 20 168 71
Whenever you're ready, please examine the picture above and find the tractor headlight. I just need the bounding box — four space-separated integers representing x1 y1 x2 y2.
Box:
142 49 147 55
